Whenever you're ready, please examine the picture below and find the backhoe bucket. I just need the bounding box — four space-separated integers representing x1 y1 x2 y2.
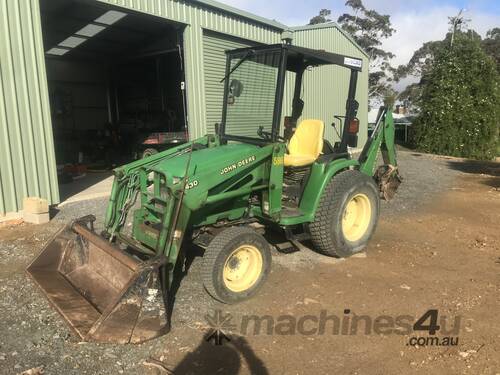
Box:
375 165 402 201
26 217 169 344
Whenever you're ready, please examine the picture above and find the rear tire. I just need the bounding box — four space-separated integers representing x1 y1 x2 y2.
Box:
202 227 271 304
309 170 380 258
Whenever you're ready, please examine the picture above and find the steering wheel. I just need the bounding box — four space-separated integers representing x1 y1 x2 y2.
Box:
257 126 273 141
257 126 288 144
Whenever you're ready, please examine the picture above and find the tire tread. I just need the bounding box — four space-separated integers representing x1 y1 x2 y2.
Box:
310 170 379 257
202 226 266 303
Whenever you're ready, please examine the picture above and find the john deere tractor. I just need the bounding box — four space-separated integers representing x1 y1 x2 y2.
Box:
27 44 401 343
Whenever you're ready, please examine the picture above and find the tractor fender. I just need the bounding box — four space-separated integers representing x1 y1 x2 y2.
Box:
299 158 360 221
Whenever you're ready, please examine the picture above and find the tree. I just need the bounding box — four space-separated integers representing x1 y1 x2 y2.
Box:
394 39 448 108
412 33 500 160
397 82 422 108
448 9 471 47
395 39 446 80
394 11 483 108
309 9 332 25
337 0 395 99
482 28 500 71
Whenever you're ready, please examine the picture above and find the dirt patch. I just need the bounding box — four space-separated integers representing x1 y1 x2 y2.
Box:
0 153 499 374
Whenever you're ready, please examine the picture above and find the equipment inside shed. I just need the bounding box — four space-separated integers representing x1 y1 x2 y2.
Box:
39 0 187 177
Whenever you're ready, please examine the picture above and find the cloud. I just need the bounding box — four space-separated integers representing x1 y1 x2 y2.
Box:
382 7 454 68
383 6 498 68
382 6 498 90
219 0 499 91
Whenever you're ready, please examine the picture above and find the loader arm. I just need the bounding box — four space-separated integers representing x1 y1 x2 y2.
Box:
104 135 218 236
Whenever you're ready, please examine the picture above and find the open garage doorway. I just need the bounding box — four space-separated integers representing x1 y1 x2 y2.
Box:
39 0 187 203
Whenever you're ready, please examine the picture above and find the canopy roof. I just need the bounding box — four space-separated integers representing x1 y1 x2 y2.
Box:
227 44 363 72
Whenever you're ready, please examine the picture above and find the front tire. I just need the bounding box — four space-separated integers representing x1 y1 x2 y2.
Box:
309 170 380 258
202 227 272 304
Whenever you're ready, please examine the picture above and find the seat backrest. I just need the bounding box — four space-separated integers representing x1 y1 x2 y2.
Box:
288 119 325 158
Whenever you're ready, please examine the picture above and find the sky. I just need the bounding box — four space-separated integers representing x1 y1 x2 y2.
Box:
218 0 500 90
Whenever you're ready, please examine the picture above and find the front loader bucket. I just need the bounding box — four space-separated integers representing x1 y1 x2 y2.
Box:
26 217 169 344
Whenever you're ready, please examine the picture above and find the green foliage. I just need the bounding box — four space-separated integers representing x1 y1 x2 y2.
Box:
338 0 395 60
309 9 332 25
394 12 482 108
482 28 500 72
412 34 500 160
309 1 395 100
337 0 395 99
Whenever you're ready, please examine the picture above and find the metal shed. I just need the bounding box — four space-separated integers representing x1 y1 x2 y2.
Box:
0 0 368 216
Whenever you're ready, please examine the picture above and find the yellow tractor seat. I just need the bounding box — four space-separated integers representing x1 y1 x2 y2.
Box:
284 119 325 167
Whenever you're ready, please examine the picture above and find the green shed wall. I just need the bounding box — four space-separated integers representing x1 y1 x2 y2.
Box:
0 0 59 215
203 31 256 133
0 1 367 215
0 0 282 215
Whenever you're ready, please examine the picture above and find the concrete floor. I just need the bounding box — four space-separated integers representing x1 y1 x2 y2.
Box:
58 172 114 207
1 172 113 223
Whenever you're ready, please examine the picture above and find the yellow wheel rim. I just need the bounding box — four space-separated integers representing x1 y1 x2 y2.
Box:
223 245 263 293
342 193 372 242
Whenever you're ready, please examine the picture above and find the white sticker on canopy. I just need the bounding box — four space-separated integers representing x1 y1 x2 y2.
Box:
344 57 362 68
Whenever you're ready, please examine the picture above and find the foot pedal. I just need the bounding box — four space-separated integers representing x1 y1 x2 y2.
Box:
283 227 311 252
275 242 300 254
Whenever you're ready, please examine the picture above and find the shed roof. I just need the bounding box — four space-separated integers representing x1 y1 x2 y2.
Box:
193 0 288 30
192 2 368 58
291 22 369 58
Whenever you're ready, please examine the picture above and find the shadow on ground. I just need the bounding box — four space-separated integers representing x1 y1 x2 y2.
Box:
58 172 113 202
169 335 268 375
446 159 500 188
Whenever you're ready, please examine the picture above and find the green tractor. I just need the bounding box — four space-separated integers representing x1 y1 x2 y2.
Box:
27 44 401 343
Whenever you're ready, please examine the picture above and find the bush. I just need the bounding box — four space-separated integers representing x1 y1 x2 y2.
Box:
412 34 500 160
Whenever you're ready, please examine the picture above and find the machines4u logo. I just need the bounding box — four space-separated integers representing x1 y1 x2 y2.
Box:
204 308 464 348
205 310 236 346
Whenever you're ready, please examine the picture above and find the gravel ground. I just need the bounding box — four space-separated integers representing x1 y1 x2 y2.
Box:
0 151 466 374
380 150 459 217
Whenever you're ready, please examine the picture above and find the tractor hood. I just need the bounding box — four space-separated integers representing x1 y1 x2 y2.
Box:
151 143 261 181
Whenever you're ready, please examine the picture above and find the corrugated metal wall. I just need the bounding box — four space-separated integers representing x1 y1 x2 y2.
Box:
95 0 283 139
0 0 282 215
0 0 59 214
203 31 257 133
288 25 369 147
0 0 367 215
224 52 282 137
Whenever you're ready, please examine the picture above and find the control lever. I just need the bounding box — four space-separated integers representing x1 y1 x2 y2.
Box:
332 115 345 139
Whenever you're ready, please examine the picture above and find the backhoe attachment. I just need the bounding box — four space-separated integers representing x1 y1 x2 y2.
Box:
358 107 402 200
375 164 402 200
